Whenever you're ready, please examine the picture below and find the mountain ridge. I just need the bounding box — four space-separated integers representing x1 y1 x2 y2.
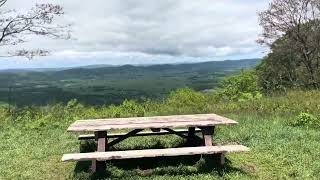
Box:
0 58 261 73
0 58 261 106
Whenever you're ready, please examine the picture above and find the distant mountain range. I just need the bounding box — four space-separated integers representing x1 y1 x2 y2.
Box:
0 58 261 106
0 58 261 73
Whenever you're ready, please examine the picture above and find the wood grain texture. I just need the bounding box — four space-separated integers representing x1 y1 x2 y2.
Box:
93 131 107 172
95 131 108 151
62 145 249 162
201 126 215 146
68 114 238 132
220 153 226 166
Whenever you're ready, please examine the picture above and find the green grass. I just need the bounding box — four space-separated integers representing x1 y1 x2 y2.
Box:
0 90 320 179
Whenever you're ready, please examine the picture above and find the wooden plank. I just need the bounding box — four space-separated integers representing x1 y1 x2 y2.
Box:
187 127 197 145
95 131 108 151
79 134 96 140
68 114 238 132
220 153 225 167
62 145 249 162
201 126 215 146
93 131 107 173
200 126 225 166
78 129 203 140
188 127 196 137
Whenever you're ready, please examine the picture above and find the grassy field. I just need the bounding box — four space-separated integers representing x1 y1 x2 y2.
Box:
0 90 320 179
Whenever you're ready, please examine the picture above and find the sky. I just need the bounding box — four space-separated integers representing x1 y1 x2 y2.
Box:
0 0 270 69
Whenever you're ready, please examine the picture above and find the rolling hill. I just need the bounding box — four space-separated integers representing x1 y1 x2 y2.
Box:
0 59 261 106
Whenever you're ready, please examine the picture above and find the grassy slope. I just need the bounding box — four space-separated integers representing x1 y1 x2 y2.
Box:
0 91 320 179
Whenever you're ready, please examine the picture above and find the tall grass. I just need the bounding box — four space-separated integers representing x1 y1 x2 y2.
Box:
0 89 319 179
2 89 319 131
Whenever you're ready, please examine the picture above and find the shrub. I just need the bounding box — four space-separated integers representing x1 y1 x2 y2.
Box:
214 70 262 102
119 100 145 117
289 112 320 128
66 99 84 110
164 88 210 114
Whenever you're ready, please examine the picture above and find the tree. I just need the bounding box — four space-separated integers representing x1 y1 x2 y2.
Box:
258 0 320 88
256 37 301 92
0 0 70 59
0 0 6 7
214 71 262 101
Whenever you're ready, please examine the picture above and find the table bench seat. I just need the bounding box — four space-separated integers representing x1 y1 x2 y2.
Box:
62 145 249 162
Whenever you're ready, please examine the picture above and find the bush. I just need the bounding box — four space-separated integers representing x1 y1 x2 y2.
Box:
289 112 320 128
2 89 320 131
164 88 210 114
119 100 145 117
214 70 262 102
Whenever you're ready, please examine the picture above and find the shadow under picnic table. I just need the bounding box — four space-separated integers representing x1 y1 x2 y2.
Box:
71 140 248 179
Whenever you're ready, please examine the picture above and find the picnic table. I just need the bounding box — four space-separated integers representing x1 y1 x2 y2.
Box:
62 114 249 174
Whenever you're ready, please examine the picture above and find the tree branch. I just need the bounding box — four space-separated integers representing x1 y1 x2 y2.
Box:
0 0 6 7
0 3 71 58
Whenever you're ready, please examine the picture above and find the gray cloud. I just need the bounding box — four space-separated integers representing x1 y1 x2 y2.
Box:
1 0 270 67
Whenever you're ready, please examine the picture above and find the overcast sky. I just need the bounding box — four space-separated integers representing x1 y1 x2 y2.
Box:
0 0 270 69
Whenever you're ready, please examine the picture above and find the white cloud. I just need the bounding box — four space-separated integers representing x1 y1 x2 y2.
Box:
0 0 270 68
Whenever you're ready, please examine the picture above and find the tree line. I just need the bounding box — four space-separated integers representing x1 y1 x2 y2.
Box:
257 0 320 91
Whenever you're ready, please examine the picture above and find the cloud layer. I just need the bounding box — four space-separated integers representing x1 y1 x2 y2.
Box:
0 0 270 68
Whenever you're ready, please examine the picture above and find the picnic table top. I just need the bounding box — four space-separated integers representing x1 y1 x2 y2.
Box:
67 113 238 132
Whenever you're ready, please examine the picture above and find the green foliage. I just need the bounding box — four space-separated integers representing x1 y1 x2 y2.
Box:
1 90 320 179
119 100 145 117
3 90 320 132
256 22 320 92
214 71 262 102
66 99 84 109
256 40 302 93
164 88 210 114
0 59 260 107
289 112 320 128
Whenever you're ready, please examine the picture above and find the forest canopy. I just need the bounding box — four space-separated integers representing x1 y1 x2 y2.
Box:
257 0 320 91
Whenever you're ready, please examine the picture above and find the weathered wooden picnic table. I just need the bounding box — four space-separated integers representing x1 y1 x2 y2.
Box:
62 114 249 174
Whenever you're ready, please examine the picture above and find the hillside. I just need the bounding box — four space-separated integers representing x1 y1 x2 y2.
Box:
0 59 260 106
1 90 319 179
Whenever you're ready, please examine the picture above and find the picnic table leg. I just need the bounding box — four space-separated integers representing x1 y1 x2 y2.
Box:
187 127 196 145
201 126 225 168
92 131 108 174
201 126 215 146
